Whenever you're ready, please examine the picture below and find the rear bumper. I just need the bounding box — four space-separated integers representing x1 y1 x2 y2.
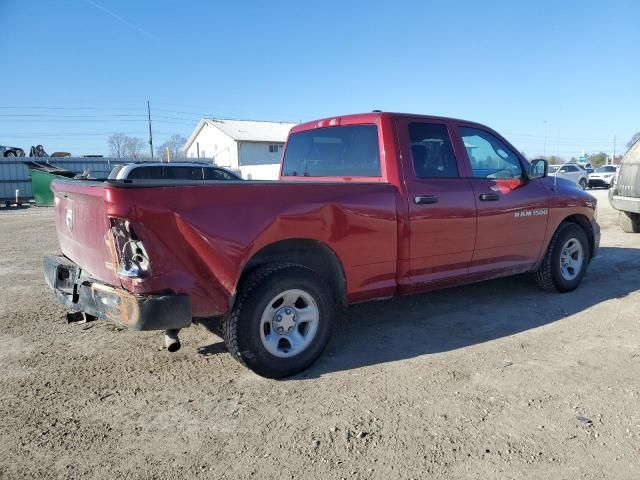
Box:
43 255 192 331
609 188 640 214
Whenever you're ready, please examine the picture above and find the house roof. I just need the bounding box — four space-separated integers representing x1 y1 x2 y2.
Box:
184 118 297 150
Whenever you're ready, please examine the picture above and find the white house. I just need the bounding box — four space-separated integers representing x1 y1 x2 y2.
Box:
183 118 297 179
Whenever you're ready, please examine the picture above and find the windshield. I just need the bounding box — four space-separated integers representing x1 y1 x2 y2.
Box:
595 166 616 173
548 165 559 173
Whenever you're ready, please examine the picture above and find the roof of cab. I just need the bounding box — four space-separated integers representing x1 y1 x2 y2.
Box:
290 112 478 135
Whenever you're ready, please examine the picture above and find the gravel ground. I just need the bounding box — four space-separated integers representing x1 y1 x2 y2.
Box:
0 188 639 479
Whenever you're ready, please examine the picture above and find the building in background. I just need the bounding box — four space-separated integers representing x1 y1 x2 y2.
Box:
183 118 297 179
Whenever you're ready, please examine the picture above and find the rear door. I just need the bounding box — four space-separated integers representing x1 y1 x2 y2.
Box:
396 117 477 286
454 124 549 273
564 164 581 184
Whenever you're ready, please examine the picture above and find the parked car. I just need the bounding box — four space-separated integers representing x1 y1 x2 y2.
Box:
107 162 242 181
588 165 617 188
578 162 594 174
547 163 588 189
1 145 25 157
609 140 640 232
43 112 600 378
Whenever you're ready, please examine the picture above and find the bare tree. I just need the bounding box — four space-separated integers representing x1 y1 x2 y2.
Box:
156 134 188 161
108 134 146 158
588 152 608 168
124 136 145 159
108 133 128 158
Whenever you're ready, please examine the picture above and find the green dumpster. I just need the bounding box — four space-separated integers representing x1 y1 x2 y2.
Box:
26 162 76 206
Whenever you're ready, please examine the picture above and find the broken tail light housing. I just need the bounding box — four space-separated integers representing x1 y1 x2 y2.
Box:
109 218 151 279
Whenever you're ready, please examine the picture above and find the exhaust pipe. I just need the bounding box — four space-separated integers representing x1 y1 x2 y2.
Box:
164 329 181 352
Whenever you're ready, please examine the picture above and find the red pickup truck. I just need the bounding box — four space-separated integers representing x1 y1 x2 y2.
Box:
44 112 600 378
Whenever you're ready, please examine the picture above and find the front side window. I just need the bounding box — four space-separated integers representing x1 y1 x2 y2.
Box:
204 168 237 180
460 127 523 179
408 123 458 178
282 125 380 177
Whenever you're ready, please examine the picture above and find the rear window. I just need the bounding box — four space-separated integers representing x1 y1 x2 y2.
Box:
281 125 381 177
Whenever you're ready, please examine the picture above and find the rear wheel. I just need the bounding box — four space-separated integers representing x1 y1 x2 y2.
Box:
223 263 334 378
579 178 587 190
535 223 589 292
619 211 640 233
5 151 15 157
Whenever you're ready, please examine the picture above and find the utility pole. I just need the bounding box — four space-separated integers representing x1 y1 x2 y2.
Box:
613 135 616 165
147 100 154 160
543 120 548 158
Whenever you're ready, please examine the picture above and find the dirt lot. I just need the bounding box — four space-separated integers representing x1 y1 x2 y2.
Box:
0 188 638 479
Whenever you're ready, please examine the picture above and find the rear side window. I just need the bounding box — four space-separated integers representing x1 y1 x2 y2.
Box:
127 166 165 179
409 123 458 178
282 125 381 177
167 167 204 180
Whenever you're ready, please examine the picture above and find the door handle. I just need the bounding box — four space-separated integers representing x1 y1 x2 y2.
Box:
479 193 500 201
414 195 438 205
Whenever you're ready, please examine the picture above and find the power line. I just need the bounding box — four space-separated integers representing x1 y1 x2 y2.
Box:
3 131 176 138
0 113 146 118
0 105 141 111
504 132 612 142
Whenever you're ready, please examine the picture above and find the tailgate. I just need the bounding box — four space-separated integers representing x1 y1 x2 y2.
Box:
52 180 120 286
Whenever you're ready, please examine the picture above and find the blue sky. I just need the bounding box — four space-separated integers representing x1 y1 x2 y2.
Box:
1 0 638 158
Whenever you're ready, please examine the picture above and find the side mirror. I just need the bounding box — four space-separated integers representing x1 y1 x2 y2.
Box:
530 159 548 179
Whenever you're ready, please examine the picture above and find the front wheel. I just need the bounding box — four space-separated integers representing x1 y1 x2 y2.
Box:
535 223 589 292
223 263 334 378
579 178 587 190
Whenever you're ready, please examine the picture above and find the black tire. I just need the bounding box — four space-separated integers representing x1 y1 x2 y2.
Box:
223 263 334 378
535 222 589 292
5 151 16 157
619 211 640 233
579 178 587 190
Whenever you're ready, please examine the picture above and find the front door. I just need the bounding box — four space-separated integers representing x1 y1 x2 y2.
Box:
396 118 477 288
454 124 549 273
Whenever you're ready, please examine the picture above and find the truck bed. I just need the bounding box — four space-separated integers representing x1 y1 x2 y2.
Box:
51 178 399 317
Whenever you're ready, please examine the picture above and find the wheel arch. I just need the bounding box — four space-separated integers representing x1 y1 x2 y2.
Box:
238 238 347 306
558 214 595 258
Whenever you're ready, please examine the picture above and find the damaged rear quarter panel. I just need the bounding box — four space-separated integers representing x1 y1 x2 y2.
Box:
104 181 398 317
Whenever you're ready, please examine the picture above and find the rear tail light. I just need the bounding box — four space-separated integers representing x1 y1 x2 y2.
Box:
109 218 151 279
